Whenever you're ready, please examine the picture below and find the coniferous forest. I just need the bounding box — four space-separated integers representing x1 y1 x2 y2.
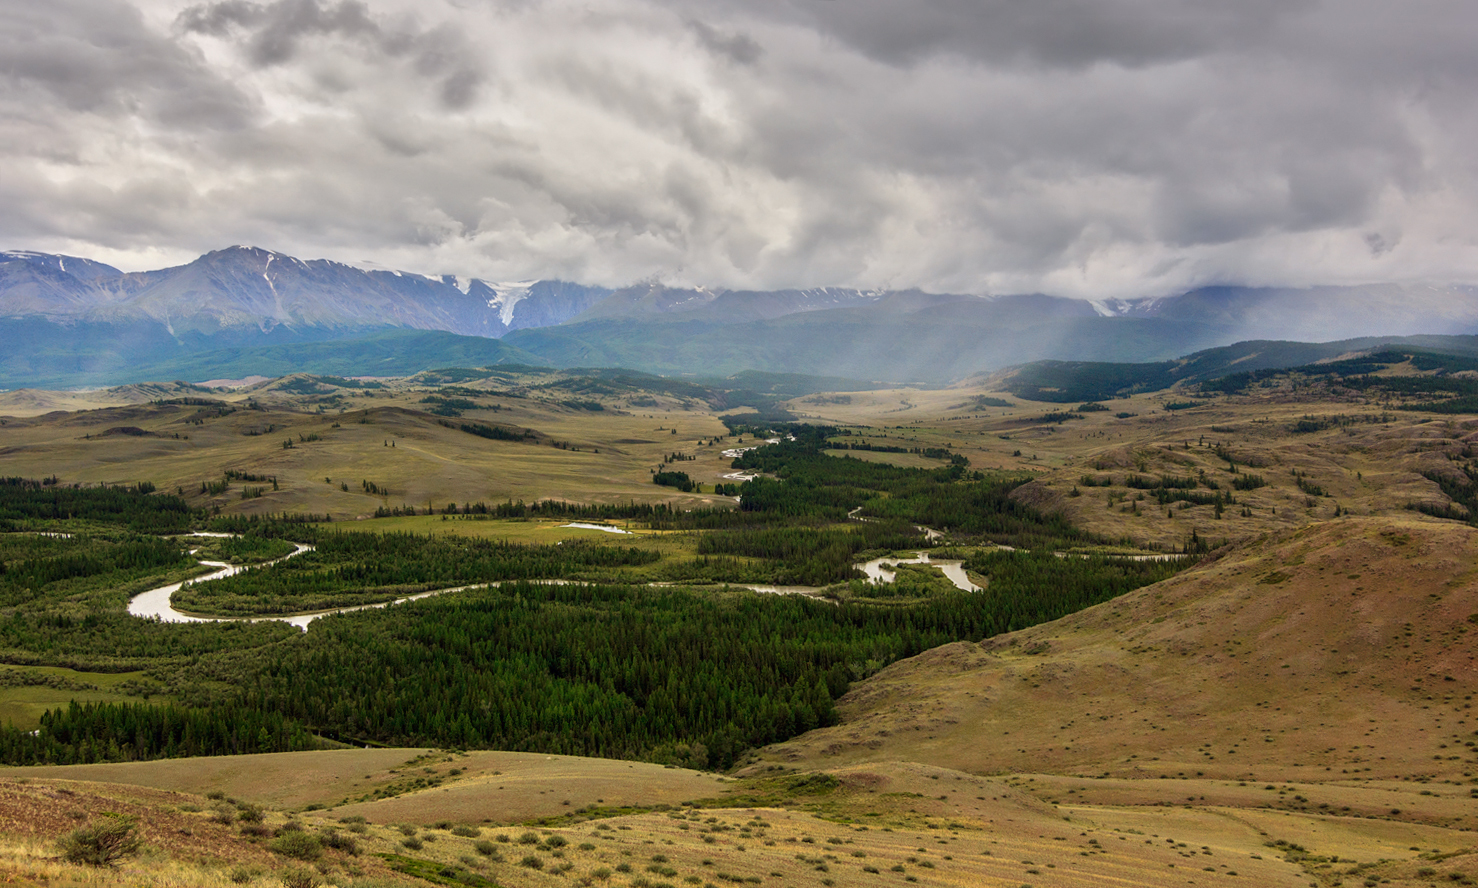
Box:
0 431 1188 767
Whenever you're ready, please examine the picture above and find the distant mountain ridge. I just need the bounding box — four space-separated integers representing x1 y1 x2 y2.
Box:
0 247 612 338
5 245 1478 388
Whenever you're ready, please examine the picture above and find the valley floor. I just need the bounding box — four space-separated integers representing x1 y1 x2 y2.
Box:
4 367 1478 887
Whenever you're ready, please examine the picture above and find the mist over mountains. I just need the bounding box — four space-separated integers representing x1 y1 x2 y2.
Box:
4 245 1478 388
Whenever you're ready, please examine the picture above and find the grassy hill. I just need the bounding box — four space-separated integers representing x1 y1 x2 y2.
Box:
744 515 1478 802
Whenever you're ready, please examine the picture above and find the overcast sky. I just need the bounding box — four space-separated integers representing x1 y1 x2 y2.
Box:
3 0 1477 297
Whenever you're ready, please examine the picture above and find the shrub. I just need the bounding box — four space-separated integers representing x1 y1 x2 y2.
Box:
237 803 265 824
59 815 142 866
320 830 360 855
520 855 544 869
473 840 497 856
279 867 319 888
269 831 323 861
228 864 261 883
401 837 424 851
451 825 480 838
517 831 541 845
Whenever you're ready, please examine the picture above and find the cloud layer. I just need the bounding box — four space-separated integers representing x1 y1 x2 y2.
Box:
3 0 1477 297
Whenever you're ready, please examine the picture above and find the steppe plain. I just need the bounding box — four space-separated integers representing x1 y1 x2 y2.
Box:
0 363 1475 888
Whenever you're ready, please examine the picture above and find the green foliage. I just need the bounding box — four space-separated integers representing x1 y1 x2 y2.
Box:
172 531 660 615
0 478 192 534
377 853 500 887
58 814 141 866
453 422 537 443
189 544 1180 769
218 535 297 563
1123 474 1198 490
0 534 188 607
1203 348 1478 413
269 831 323 861
0 425 1183 774
1414 466 1478 524
960 550 1183 625
731 428 1076 547
836 563 959 599
1004 361 1179 403
0 700 320 765
696 521 922 585
653 471 696 493
1232 474 1267 491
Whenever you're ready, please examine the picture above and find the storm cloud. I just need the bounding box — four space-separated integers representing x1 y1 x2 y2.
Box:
2 0 1476 297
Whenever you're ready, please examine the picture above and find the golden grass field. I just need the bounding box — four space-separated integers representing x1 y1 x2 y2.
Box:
3 367 1478 886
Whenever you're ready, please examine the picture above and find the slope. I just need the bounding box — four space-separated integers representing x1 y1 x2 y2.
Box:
749 515 1478 795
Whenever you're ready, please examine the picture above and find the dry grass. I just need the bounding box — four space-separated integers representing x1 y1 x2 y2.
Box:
0 389 737 518
789 381 1472 551
5 749 433 811
0 777 405 888
8 374 1478 886
8 750 729 822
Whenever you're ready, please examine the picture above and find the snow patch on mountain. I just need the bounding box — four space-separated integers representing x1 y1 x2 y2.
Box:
486 281 536 326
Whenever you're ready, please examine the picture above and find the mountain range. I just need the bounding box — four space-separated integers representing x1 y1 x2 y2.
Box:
5 245 1478 388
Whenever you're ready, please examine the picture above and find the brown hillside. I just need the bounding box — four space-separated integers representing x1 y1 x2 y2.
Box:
750 516 1478 810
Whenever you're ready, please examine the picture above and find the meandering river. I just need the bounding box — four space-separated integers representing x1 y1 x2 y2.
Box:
124 529 990 632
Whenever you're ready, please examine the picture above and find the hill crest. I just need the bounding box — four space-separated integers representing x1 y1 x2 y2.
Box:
750 516 1478 786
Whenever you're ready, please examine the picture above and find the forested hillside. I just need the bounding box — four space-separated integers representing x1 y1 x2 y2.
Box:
0 431 1185 768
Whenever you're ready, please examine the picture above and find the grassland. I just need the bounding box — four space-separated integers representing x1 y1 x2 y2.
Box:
0 666 151 732
4 364 1478 887
0 373 742 519
5 757 1476 888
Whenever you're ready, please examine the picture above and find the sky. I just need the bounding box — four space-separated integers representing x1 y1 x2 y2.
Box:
3 0 1477 298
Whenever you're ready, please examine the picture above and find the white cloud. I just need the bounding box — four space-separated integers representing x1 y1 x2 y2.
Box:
2 0 1476 298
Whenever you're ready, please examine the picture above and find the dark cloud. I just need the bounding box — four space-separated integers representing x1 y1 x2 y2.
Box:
677 0 1308 69
3 0 1477 296
686 19 762 66
178 0 485 107
0 0 254 128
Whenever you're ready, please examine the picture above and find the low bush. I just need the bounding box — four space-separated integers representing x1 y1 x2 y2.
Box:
58 814 141 866
320 830 359 855
279 867 319 888
269 831 322 861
